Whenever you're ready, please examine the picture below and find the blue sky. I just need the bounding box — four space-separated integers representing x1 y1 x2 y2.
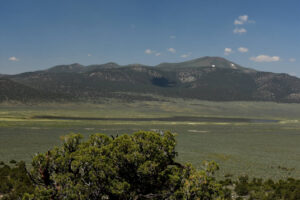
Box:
0 0 299 75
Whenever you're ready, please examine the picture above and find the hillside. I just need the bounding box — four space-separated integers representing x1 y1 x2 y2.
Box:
1 56 300 103
0 78 58 102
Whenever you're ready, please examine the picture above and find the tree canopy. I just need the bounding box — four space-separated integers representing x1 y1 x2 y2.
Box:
24 131 225 200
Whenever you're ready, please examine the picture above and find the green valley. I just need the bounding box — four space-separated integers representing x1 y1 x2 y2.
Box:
1 99 300 179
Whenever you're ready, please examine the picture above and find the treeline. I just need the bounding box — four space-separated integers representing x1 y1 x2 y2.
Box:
0 131 299 200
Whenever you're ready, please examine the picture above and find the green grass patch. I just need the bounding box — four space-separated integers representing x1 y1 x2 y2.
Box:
1 99 300 179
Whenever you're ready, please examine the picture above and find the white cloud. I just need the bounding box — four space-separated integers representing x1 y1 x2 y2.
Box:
234 15 251 25
180 52 192 58
250 55 280 62
289 58 296 62
169 35 176 39
224 48 233 55
9 56 19 61
145 49 154 54
233 28 247 34
239 15 248 21
167 48 176 53
234 20 244 25
238 47 248 53
180 54 189 58
145 49 161 56
88 54 92 57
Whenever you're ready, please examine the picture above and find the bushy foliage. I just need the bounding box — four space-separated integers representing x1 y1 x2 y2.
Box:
0 161 34 199
25 131 226 199
234 176 249 196
233 176 300 200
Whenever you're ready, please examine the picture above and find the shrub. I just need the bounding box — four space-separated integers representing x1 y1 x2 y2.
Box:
27 131 226 199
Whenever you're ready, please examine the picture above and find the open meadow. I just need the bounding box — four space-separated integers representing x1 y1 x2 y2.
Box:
1 98 300 179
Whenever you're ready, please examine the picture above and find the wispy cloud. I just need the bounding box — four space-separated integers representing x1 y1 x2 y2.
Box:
167 48 176 53
169 35 176 39
233 15 254 34
180 52 192 58
289 58 296 62
88 54 92 57
224 48 233 55
145 49 161 56
250 55 280 62
234 15 248 25
238 47 248 53
9 56 19 61
234 15 255 25
233 28 247 34
145 49 154 54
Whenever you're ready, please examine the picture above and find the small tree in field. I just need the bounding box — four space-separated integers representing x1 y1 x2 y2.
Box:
25 131 226 200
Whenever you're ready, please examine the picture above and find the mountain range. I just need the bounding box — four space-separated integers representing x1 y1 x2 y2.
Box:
1 56 300 103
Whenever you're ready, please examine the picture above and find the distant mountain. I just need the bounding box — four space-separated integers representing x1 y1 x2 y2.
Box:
46 62 120 73
46 63 86 73
1 56 300 103
157 56 255 72
0 78 58 102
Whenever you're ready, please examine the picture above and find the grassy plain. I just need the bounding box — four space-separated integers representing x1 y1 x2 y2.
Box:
1 98 300 179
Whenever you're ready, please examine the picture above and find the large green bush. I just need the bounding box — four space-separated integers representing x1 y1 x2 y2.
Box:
25 131 226 200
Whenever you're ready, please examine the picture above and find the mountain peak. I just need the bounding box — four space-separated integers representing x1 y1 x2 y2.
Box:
103 62 119 66
85 62 120 72
156 56 256 72
2 56 300 103
47 63 85 73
